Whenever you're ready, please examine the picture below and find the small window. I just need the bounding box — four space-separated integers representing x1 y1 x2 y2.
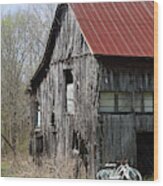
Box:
64 69 74 114
51 99 55 126
51 112 55 126
36 136 43 154
134 93 142 112
118 92 132 112
67 84 74 113
72 130 80 150
99 92 115 112
99 92 132 113
35 101 41 127
144 92 153 112
134 92 153 113
37 105 41 127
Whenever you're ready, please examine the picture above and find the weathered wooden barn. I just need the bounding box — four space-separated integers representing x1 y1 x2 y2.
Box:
29 2 154 178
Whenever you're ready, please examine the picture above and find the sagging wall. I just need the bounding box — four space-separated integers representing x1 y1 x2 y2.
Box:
32 55 99 177
30 4 99 178
96 58 154 169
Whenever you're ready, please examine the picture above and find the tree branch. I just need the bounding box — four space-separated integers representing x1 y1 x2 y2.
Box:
1 133 16 155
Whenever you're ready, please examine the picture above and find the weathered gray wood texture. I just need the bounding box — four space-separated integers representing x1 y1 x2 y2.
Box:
31 5 99 178
96 60 153 170
30 4 154 178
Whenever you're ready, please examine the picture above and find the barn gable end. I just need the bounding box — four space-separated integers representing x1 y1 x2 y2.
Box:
51 4 90 62
30 3 99 178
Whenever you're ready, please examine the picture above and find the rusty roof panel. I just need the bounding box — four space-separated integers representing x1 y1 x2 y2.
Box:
70 1 154 57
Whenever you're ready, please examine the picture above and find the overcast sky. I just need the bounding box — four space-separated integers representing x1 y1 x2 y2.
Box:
1 4 28 16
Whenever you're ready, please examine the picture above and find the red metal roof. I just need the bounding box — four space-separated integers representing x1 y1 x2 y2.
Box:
70 1 154 57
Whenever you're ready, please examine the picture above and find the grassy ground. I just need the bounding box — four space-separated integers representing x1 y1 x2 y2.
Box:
1 155 87 178
1 155 153 180
1 160 12 177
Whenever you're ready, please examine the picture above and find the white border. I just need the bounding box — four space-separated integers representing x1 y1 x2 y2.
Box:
1 0 163 186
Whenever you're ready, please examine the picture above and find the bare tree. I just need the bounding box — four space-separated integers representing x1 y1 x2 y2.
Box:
1 12 29 155
1 4 56 157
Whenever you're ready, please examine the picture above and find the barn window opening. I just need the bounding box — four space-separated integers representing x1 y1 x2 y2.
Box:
72 130 80 150
99 91 153 113
99 92 132 113
35 101 41 128
36 135 43 155
99 92 115 112
64 69 74 114
118 92 132 112
37 106 41 127
143 92 153 112
134 92 153 113
51 99 55 126
134 93 142 112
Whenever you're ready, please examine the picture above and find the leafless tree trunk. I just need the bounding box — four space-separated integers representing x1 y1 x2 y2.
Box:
1 4 56 157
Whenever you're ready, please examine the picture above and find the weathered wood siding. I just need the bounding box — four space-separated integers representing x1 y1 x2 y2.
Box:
96 59 154 169
51 4 90 62
31 5 99 178
36 54 99 178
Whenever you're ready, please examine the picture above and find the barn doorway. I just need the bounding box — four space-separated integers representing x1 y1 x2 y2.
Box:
136 132 154 178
